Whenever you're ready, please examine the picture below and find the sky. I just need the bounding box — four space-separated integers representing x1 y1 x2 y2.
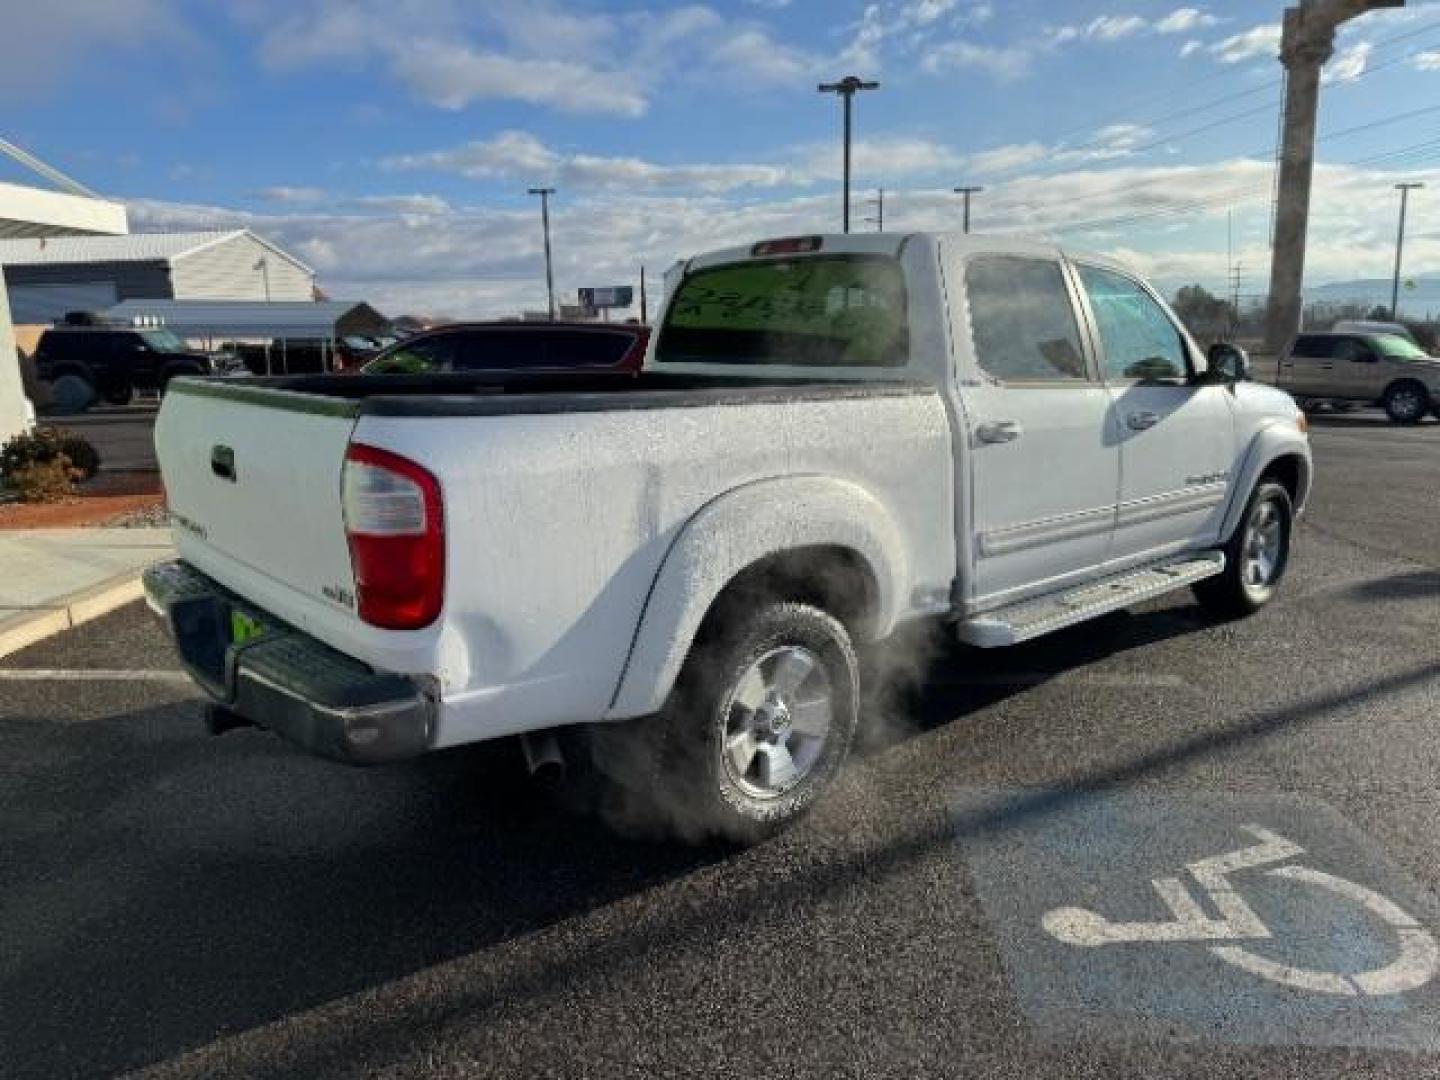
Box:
1 0 1438 318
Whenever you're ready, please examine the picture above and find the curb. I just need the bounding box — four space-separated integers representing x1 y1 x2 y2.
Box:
0 571 148 660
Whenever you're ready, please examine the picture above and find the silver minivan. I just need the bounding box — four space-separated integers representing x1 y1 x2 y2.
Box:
1279 332 1440 423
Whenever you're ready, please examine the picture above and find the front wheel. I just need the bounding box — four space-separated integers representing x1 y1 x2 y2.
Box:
1194 481 1294 619
625 601 860 843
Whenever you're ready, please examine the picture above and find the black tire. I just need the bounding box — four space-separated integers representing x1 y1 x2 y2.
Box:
1193 480 1294 619
102 382 134 406
47 372 97 414
603 601 860 843
1383 380 1429 424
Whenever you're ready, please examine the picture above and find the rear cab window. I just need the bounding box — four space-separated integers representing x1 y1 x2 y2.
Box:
964 256 1089 383
656 255 909 368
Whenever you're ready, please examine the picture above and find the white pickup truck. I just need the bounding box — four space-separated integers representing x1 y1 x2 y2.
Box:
145 233 1312 839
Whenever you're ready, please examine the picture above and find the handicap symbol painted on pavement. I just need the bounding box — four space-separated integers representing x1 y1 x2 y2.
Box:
1041 824 1439 997
953 791 1440 1050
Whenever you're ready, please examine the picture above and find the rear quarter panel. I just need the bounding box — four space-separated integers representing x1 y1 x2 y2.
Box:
355 390 954 745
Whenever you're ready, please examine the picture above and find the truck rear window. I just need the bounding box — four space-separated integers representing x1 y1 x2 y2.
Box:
656 255 909 368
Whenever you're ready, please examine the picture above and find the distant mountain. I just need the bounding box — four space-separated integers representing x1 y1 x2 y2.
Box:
1305 276 1440 312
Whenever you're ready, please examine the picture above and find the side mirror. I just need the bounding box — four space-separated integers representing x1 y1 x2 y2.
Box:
1207 342 1250 383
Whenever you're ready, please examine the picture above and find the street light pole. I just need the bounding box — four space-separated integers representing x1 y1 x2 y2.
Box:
818 76 879 234
954 186 983 233
1391 182 1423 319
527 186 557 320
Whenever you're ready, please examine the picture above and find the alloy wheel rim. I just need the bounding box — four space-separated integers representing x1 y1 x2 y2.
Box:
719 646 832 799
1242 499 1284 592
1392 388 1423 419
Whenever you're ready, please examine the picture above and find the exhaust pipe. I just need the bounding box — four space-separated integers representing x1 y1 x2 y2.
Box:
520 731 566 784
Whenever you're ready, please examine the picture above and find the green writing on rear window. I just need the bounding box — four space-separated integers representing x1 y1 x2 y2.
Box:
657 255 909 368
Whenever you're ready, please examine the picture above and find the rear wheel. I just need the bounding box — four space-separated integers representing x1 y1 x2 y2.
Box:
608 601 860 843
1194 480 1293 619
1383 380 1428 424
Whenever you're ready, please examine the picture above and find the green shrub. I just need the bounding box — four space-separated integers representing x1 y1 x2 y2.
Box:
7 456 79 503
0 426 101 483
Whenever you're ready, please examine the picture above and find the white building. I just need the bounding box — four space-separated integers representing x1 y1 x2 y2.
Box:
0 229 314 324
1 141 129 442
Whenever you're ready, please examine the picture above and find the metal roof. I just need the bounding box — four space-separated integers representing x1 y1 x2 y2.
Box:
103 299 386 339
0 229 310 272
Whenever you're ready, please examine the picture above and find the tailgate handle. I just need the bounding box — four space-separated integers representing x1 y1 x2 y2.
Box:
211 445 236 482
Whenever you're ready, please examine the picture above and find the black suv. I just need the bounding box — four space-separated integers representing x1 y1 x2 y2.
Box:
32 326 212 407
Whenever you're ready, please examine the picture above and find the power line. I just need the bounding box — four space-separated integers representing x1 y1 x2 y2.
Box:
1013 17 1439 161
1006 97 1440 219
1011 128 1440 237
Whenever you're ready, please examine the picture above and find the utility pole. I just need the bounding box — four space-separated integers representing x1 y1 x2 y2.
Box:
954 186 983 234
1264 0 1404 354
1391 182 1423 319
865 188 885 232
527 186 557 320
818 75 879 234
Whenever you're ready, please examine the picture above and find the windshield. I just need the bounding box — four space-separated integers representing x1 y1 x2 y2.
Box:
656 254 909 367
140 329 190 353
1372 334 1429 360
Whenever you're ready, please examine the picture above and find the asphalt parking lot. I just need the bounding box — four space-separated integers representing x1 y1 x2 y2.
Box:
1 410 1437 1079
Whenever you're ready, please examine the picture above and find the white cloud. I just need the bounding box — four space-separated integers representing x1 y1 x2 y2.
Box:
350 194 452 215
383 131 795 192
968 143 1049 175
911 0 958 24
0 0 201 98
247 0 815 119
1211 24 1281 64
1180 39 1204 58
1155 8 1220 34
1085 15 1147 41
127 157 1440 319
1325 41 1372 84
706 26 815 85
383 130 971 193
390 41 649 116
922 39 1034 79
260 186 327 204
1413 50 1440 71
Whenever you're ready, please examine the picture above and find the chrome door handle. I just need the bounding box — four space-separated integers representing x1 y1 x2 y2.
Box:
975 420 1022 445
1126 411 1160 431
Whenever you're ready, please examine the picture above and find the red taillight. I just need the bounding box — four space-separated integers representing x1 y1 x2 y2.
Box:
342 444 444 630
751 236 823 257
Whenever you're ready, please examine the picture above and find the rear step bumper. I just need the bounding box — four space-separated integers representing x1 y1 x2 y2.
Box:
143 560 434 764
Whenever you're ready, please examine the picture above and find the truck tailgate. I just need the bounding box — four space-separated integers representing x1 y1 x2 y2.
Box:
155 382 359 621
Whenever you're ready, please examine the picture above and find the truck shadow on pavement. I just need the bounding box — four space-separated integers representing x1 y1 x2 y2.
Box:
0 603 1423 1079
1344 569 1440 602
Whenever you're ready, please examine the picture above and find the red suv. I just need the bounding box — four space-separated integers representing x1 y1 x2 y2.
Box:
361 322 647 376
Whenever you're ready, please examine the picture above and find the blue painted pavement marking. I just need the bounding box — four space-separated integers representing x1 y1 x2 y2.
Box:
954 790 1440 1050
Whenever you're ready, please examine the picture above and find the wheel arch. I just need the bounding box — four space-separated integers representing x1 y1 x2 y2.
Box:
1220 425 1312 543
607 475 908 719
46 362 94 383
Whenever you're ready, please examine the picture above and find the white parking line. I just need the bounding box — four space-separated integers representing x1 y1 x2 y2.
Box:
0 669 193 685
